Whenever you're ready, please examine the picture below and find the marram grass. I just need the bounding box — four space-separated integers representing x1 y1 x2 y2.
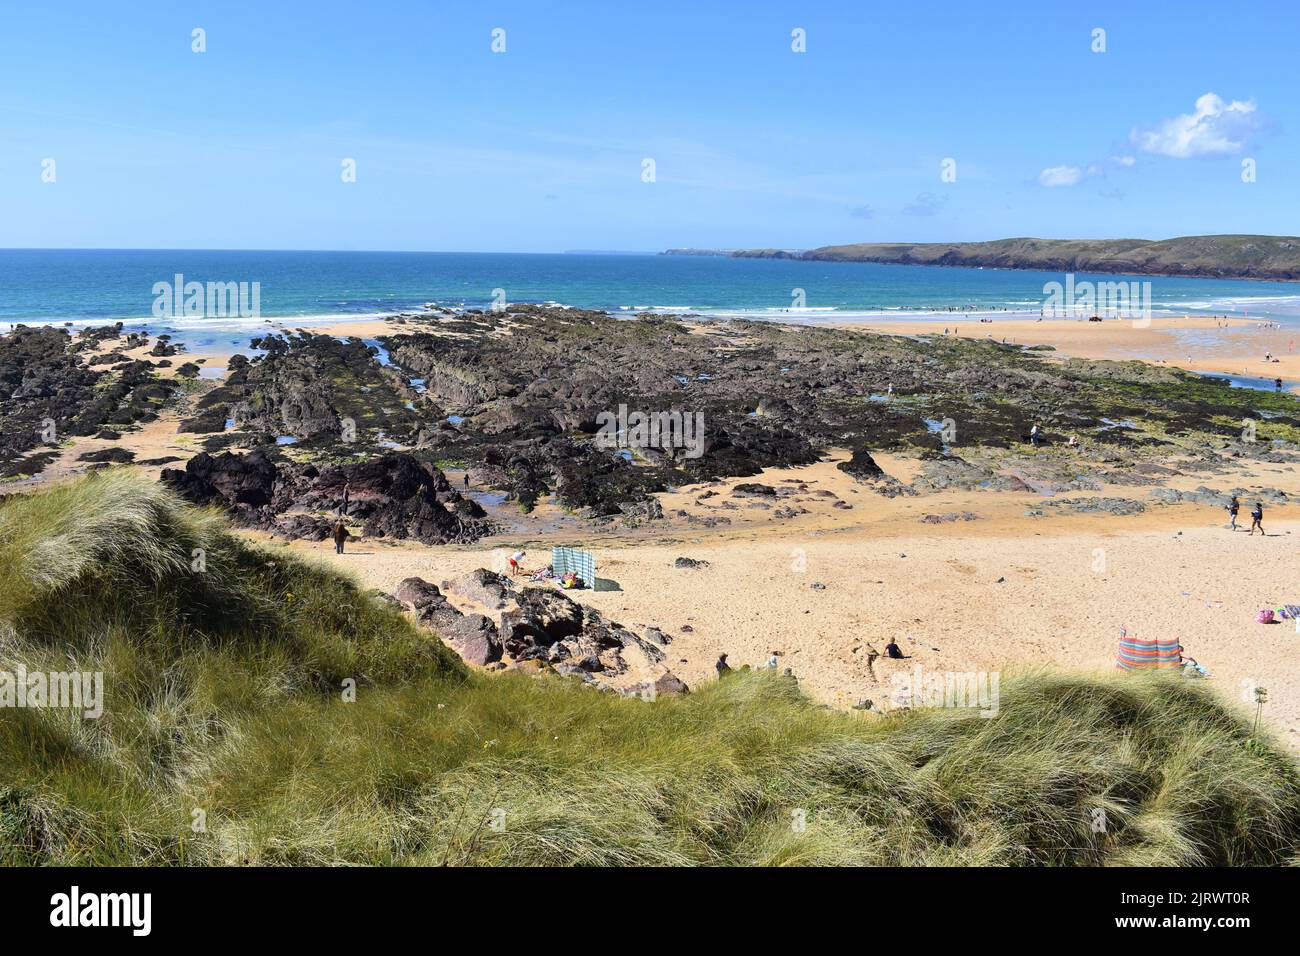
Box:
1 472 1298 866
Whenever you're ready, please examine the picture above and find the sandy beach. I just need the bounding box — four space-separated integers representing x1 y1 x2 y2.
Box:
265 447 1300 745
21 309 1300 746
851 314 1300 386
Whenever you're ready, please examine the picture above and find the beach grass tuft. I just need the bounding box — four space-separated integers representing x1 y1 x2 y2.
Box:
2 474 1298 866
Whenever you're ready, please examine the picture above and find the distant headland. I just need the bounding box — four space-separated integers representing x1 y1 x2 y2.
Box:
662 235 1300 281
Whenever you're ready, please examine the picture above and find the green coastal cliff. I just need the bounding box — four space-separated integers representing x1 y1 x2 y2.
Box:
664 235 1300 281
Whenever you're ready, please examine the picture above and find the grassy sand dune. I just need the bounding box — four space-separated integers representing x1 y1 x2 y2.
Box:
2 473 1298 866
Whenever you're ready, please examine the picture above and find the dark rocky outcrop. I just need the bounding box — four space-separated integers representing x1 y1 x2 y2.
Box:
395 577 502 665
0 327 179 478
77 447 136 464
230 333 421 447
392 576 664 677
499 587 667 675
159 450 494 544
159 302 1300 526
839 448 884 481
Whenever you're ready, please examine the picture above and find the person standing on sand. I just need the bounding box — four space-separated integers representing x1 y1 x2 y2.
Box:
509 549 526 575
1250 501 1264 535
1227 495 1240 531
332 519 350 555
715 653 732 678
1029 424 1040 447
340 481 350 517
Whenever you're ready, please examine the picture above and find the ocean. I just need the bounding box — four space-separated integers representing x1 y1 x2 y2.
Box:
3 249 1299 351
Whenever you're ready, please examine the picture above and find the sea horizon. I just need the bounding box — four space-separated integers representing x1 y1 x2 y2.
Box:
5 249 1300 341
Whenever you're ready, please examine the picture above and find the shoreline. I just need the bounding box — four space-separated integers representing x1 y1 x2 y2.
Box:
842 314 1300 391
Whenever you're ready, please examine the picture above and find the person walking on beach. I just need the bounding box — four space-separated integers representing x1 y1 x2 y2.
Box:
1250 501 1264 536
1029 423 1040 447
1227 495 1240 531
715 653 732 678
332 519 350 555
508 549 526 575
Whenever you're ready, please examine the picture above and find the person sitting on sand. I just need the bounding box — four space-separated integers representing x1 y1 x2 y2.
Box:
560 570 578 589
884 640 906 660
766 652 779 670
509 549 526 575
332 519 350 555
1227 495 1240 531
715 653 732 678
1250 502 1264 535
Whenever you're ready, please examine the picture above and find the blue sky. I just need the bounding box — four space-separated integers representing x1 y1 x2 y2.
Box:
1 0 1295 251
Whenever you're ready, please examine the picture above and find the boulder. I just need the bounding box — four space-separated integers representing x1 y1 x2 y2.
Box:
77 447 135 464
160 449 278 509
500 587 585 653
838 447 884 481
443 568 513 609
395 576 443 609
393 577 502 665
625 672 690 699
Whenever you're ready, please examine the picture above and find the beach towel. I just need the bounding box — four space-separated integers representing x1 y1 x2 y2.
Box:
1115 628 1182 669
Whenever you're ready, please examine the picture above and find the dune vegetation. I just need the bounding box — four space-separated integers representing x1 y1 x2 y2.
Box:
2 471 1298 866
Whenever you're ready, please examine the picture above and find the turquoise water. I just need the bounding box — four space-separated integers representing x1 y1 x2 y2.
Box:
3 250 1299 343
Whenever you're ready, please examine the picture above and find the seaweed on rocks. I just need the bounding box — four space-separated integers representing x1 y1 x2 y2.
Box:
0 326 180 478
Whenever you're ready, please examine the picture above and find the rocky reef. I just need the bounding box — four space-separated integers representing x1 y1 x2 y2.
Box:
14 304 1300 536
1 326 180 478
160 450 494 545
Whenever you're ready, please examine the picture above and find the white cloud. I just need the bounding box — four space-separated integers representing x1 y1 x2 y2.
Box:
1112 155 1136 167
1131 93 1258 158
901 192 946 216
1038 165 1084 187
